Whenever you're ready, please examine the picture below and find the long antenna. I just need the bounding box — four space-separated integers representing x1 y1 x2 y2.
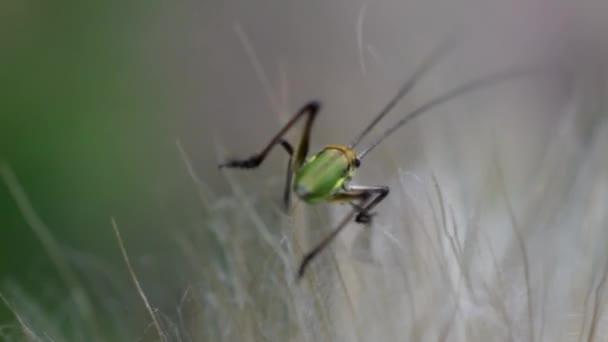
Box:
349 35 461 148
357 64 551 159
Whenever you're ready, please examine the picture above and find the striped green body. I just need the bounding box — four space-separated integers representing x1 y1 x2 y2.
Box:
293 146 356 203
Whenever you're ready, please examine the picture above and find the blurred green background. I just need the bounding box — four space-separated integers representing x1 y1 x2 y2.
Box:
1 0 207 339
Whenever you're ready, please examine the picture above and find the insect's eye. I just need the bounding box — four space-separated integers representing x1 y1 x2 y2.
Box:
353 158 361 168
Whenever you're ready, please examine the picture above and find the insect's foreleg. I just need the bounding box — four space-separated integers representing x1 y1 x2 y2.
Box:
296 186 389 279
328 185 390 224
297 208 359 280
218 101 320 169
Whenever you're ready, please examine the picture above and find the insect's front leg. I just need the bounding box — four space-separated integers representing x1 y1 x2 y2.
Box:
296 185 389 279
328 185 390 224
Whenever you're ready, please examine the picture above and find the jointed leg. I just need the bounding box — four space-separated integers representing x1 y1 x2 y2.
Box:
297 208 359 279
218 101 320 169
328 185 390 224
280 140 294 209
297 185 389 279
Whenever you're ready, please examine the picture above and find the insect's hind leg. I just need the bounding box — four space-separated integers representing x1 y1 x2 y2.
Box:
280 140 294 209
218 101 320 169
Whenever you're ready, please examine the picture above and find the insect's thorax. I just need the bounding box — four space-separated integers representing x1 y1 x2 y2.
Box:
293 145 357 203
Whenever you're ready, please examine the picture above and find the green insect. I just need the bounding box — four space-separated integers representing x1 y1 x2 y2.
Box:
219 38 544 279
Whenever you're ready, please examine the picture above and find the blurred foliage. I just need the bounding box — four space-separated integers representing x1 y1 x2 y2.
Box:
0 0 208 339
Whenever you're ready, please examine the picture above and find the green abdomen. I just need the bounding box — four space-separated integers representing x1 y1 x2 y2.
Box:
293 148 352 203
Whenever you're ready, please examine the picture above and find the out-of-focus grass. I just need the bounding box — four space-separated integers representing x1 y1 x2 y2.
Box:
0 0 205 339
4 74 608 341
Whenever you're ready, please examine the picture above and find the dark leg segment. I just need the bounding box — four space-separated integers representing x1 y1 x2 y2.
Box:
297 184 389 280
297 208 359 280
328 185 390 224
218 101 320 169
280 140 294 209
